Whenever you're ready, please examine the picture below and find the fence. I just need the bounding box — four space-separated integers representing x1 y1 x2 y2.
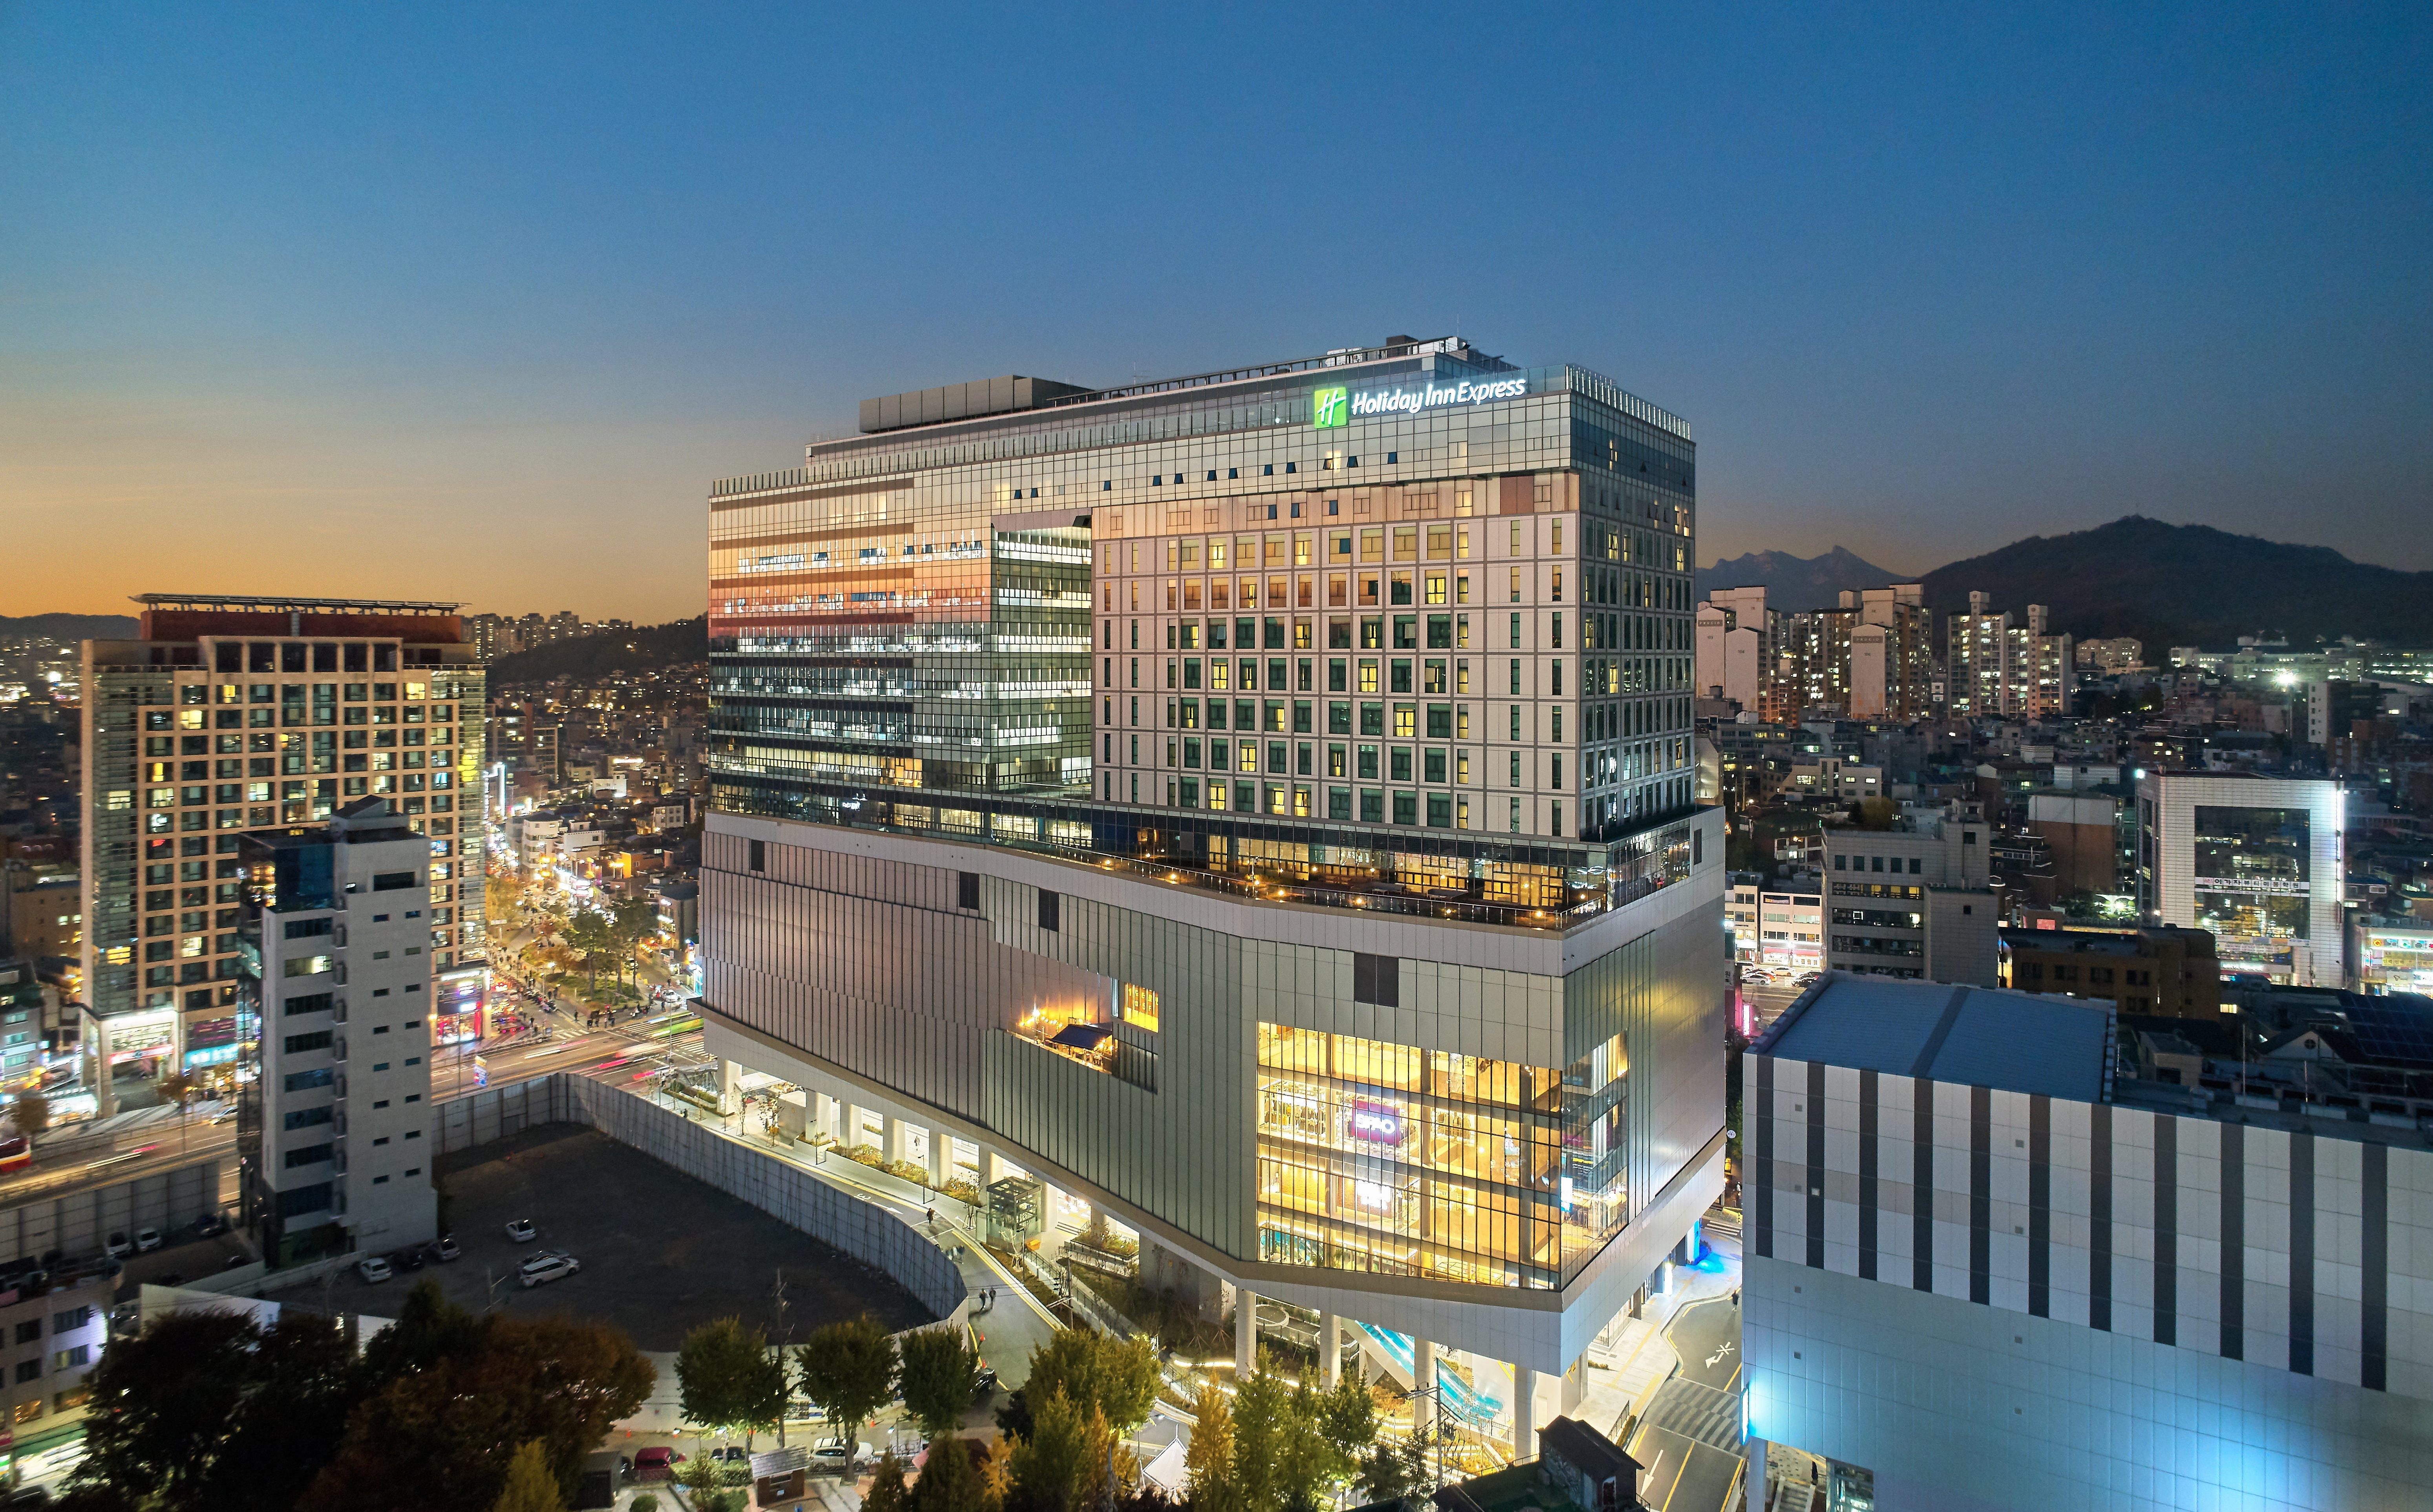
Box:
0 1159 220 1268
437 1073 967 1320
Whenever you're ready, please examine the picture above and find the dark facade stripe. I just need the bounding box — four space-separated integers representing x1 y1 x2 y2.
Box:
2364 1141 2388 1392
2289 1133 2314 1375
1806 1060 1826 1271
2089 1102 2111 1332
2028 1095 2050 1318
2153 1114 2177 1347
2219 1123 2243 1360
1968 1085 1991 1305
1913 1076 1935 1293
1858 1068 1879 1282
1753 1055 1774 1260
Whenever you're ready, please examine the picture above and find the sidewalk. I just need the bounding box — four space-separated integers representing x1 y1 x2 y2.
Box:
1578 1219 1742 1440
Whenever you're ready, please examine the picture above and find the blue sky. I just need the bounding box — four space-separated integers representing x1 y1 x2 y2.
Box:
5 3 2428 620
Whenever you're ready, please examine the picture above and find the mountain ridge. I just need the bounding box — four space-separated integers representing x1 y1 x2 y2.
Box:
1699 545 1910 612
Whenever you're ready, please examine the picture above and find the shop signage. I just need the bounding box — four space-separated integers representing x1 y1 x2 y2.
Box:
1350 375 1528 418
1347 1101 1405 1144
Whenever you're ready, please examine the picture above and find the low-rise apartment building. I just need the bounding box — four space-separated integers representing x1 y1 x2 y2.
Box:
2001 923 2221 1018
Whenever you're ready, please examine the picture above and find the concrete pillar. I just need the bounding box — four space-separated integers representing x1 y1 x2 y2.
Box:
839 1102 864 1150
812 1092 837 1143
925 1126 950 1187
718 1058 740 1114
1747 1437 1769 1512
1235 1289 1257 1376
1672 1219 1699 1266
1320 1310 1341 1389
1561 1354 1586 1414
982 1148 1010 1185
1513 1366 1538 1461
91 1012 115 1120
1412 1339 1436 1438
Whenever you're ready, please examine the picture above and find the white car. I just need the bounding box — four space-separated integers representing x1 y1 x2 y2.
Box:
810 1441 872 1472
357 1255 393 1283
505 1218 537 1241
518 1253 579 1289
134 1227 162 1253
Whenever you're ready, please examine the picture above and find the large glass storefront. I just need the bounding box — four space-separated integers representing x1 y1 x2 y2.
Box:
2192 806 2311 980
1254 1023 1627 1290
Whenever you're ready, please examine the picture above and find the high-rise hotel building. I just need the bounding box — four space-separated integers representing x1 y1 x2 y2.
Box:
79 597 486 1111
700 338 1726 1450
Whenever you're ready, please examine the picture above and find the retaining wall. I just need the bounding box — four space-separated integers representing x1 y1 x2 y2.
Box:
437 1074 966 1321
0 1159 220 1267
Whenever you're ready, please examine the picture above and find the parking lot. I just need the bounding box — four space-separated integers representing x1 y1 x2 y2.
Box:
336 1122 935 1349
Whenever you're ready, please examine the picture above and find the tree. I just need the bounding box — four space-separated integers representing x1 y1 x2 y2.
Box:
1355 1434 1432 1507
1017 1329 1160 1436
360 1278 482 1381
897 1326 980 1438
864 1451 913 1512
11 1087 49 1144
1182 1384 1238 1512
202 1313 365 1512
563 906 612 989
677 1316 788 1445
1225 1368 1364 1512
611 894 660 984
795 1317 896 1451
1006 1389 1111 1512
484 870 521 926
302 1313 655 1512
70 1309 260 1508
914 1435 993 1512
1316 1369 1379 1479
491 1440 566 1512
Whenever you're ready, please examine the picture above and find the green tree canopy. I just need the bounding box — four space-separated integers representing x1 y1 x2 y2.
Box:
677 1316 788 1440
896 1326 980 1438
796 1316 897 1449
360 1278 483 1381
302 1313 655 1512
913 1434 991 1512
1182 1384 1239 1512
1019 1329 1161 1436
864 1451 913 1512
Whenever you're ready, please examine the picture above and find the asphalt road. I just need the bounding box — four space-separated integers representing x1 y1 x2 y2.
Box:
1634 1429 1744 1512
1671 1298 1742 1392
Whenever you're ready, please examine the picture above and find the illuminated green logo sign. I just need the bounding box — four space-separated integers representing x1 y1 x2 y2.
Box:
1311 386 1348 428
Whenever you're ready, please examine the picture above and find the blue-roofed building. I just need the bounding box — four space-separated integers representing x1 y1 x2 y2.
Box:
1742 972 2433 1512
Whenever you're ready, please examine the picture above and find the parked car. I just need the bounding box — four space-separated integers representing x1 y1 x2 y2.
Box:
432 1234 461 1262
393 1246 426 1272
518 1253 580 1289
356 1255 393 1283
631 1447 684 1480
191 1213 229 1237
134 1227 162 1253
811 1440 872 1473
707 1446 751 1465
971 1365 1000 1401
505 1218 537 1241
104 1234 132 1260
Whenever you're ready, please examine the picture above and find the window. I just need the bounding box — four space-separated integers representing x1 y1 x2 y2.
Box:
371 871 416 891
13 1361 35 1384
283 1106 333 1130
283 1068 334 1093
1037 889 1060 932
1351 953 1400 1007
285 992 333 1017
748 839 766 872
283 1031 333 1055
282 917 332 940
53 1346 90 1369
283 1145 333 1168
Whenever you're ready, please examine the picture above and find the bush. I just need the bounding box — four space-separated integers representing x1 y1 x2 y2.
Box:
718 1464 752 1487
629 1497 660 1512
880 1158 933 1186
941 1177 981 1205
841 1143 886 1168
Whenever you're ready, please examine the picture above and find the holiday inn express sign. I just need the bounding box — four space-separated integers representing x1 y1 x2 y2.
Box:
1310 375 1530 427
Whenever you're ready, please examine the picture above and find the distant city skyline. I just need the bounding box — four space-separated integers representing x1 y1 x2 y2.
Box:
6 5 2428 622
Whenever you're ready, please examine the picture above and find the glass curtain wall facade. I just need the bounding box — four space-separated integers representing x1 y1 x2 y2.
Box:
707 338 1700 934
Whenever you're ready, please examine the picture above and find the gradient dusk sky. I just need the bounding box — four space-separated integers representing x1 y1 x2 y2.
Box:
5 4 2428 623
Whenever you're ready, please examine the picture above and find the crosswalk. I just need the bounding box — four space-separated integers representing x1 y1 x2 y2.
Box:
1641 1376 1742 1453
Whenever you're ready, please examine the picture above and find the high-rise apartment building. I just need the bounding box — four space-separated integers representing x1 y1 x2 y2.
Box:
78 596 485 1111
699 338 1727 1455
2134 771 2344 987
1946 591 2074 719
1695 584 1775 713
236 799 440 1265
